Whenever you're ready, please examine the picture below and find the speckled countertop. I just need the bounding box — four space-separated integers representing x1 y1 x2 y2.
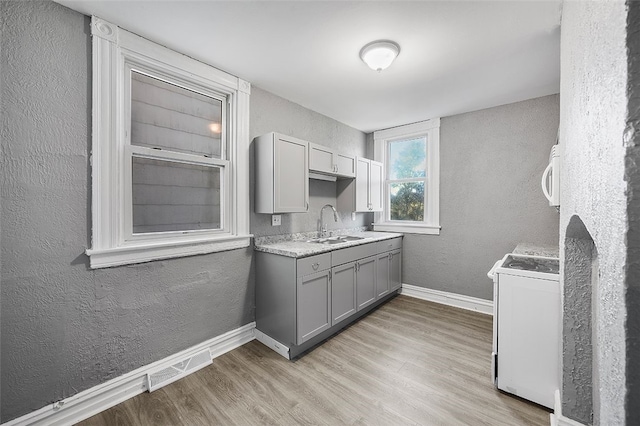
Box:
513 243 559 258
254 230 403 258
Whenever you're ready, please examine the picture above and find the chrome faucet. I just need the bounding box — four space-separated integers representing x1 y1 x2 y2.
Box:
320 204 339 237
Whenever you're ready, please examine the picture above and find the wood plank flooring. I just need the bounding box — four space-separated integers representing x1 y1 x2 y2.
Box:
78 296 550 426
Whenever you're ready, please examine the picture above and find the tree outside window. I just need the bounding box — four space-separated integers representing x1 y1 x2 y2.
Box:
388 137 427 222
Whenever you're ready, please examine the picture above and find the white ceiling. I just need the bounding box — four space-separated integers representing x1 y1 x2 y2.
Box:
56 0 561 133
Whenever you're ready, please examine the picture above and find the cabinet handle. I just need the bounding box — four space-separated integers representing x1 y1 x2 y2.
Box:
312 262 319 271
329 270 332 281
306 202 309 211
388 253 392 261
356 262 360 272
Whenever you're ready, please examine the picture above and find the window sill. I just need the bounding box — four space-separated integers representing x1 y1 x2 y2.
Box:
372 223 440 235
86 235 252 269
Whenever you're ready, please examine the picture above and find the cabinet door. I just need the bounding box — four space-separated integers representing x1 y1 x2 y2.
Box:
389 249 402 291
297 270 331 344
274 136 308 213
369 160 384 212
355 157 370 212
376 252 390 298
356 256 377 311
309 143 334 174
331 262 357 326
335 153 356 178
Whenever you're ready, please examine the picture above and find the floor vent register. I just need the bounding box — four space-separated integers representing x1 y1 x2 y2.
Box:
146 349 212 392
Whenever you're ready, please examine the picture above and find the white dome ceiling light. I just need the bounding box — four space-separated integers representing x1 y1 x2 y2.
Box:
359 40 401 72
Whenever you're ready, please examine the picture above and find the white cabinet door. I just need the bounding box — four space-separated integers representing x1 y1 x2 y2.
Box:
355 157 370 211
274 135 308 213
335 153 356 178
309 143 334 175
255 133 309 214
369 160 383 212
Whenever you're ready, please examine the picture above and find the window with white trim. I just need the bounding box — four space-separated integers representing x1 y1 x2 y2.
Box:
373 119 440 235
87 17 251 268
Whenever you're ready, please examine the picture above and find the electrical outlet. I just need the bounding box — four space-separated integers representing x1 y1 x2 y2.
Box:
351 212 356 221
271 215 282 226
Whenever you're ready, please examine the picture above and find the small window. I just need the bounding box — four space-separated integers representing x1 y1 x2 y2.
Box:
373 119 440 235
87 17 251 268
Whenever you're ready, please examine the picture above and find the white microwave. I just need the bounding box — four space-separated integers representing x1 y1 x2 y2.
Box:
541 144 560 207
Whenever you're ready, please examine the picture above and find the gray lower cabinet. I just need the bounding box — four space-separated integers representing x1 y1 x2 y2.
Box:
356 256 377 310
297 269 331 344
331 262 357 326
255 236 403 359
389 250 402 291
376 249 402 297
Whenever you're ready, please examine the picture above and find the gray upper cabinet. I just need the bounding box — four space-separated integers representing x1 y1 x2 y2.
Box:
309 142 356 178
255 132 309 213
337 157 384 212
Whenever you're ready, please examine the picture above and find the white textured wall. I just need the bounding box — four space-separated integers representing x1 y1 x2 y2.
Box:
559 1 629 424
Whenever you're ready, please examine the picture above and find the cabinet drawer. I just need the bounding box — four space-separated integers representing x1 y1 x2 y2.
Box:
332 242 378 267
297 253 331 277
377 237 403 253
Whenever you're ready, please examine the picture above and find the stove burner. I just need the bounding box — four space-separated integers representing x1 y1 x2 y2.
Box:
503 255 559 274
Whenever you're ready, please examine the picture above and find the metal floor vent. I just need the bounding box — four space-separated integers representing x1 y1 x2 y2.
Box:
146 349 212 392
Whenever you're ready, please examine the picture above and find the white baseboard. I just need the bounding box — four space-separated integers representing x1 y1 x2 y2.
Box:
550 390 586 426
401 284 493 315
253 329 290 359
2 322 256 426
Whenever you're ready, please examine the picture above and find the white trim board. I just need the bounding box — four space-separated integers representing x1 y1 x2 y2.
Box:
2 323 256 426
401 284 493 315
550 390 586 426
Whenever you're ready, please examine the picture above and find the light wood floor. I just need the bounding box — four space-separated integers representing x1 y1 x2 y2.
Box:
78 296 550 426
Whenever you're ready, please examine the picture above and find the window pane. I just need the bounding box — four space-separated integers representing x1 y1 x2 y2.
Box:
389 181 425 221
132 157 222 233
131 71 223 158
388 137 426 180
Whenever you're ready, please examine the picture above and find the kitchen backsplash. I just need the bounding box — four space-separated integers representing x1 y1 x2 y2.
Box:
251 179 373 238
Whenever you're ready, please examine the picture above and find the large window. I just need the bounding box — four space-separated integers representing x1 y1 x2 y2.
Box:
87 17 251 268
373 119 440 235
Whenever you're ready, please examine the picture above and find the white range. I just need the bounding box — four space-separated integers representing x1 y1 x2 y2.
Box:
487 253 560 409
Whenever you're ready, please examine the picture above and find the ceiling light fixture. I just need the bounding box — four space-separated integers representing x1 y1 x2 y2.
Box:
359 40 401 72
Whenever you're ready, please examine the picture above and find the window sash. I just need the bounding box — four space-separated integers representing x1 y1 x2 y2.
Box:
123 146 230 244
385 136 429 224
124 63 229 160
385 178 428 223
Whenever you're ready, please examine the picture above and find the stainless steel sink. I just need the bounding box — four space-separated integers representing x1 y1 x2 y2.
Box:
306 235 365 244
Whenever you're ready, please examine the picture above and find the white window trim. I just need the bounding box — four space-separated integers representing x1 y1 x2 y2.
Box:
86 17 251 268
372 118 441 235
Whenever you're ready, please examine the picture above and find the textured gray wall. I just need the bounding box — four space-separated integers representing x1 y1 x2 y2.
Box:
624 2 640 422
559 1 631 424
0 2 369 422
402 95 560 300
250 86 369 238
